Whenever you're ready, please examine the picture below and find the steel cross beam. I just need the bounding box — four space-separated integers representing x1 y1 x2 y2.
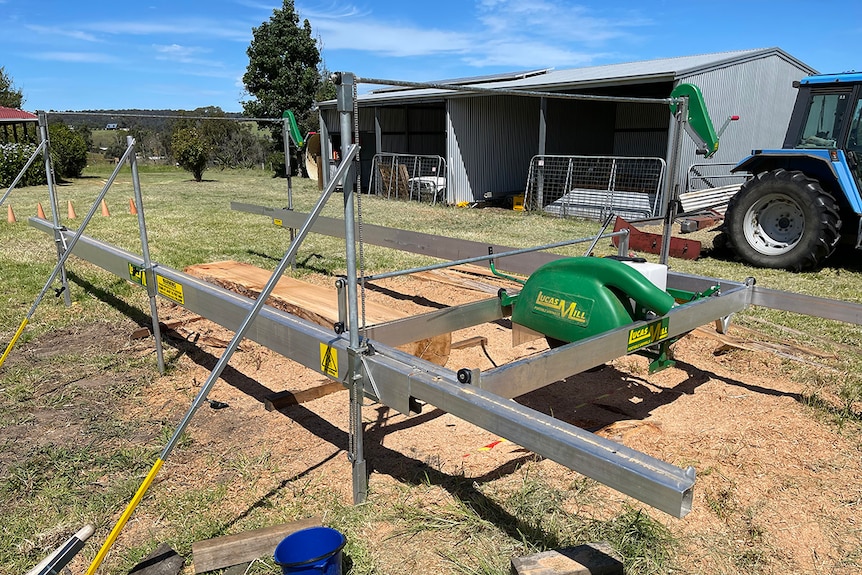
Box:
30 217 697 518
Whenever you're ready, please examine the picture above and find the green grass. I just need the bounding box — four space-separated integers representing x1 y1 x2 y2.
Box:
1 162 861 574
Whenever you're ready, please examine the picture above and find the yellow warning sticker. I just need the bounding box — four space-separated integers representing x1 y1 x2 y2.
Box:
319 343 338 378
156 275 185 304
129 263 147 287
273 218 283 227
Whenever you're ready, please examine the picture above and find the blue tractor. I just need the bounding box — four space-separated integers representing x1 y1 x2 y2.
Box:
727 72 862 270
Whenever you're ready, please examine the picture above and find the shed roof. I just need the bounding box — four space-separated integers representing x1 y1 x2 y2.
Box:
343 47 815 106
0 106 38 123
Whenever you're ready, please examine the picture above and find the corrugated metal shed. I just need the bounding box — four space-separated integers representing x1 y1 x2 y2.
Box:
319 47 817 207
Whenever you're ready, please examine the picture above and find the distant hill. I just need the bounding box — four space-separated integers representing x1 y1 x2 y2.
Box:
50 109 246 132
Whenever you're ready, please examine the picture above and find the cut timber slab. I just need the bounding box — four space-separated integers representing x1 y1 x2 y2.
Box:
192 517 321 574
510 542 623 575
185 260 451 365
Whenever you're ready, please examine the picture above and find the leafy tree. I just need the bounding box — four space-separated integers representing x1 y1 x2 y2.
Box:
169 107 269 170
48 123 88 179
0 67 24 109
242 0 323 175
171 127 209 181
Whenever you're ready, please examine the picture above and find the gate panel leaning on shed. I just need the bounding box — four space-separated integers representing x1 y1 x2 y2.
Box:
669 53 814 190
446 95 540 204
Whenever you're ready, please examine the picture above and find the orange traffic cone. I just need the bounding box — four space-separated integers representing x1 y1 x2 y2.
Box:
7 205 16 223
36 202 46 219
129 198 138 215
67 200 77 219
100 199 110 217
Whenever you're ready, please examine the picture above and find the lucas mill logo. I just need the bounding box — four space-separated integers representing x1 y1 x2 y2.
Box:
533 290 591 326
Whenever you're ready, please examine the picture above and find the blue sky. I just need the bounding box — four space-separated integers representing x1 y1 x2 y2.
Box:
1 0 860 113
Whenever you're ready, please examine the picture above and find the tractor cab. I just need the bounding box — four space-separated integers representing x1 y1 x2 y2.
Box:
785 74 862 190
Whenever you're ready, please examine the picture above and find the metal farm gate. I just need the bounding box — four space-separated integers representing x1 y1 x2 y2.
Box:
524 155 666 220
370 152 447 204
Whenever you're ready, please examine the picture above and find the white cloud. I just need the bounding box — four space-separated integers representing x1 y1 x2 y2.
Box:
26 25 102 43
476 0 649 45
311 18 473 57
299 0 651 70
77 19 252 43
30 52 120 64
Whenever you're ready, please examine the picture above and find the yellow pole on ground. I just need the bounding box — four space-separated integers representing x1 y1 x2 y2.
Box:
0 318 28 369
84 459 164 575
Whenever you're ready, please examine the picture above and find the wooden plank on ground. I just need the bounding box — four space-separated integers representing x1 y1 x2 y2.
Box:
130 316 206 340
264 381 346 411
192 517 321 574
451 336 488 350
511 542 623 575
185 260 451 365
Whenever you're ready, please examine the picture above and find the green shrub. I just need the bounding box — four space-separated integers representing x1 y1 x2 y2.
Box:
171 127 210 182
48 123 88 179
0 142 47 187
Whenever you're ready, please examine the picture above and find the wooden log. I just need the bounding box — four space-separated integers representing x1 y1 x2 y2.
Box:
192 517 321 574
185 260 451 365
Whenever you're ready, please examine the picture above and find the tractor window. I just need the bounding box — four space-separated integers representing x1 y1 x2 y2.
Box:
847 98 862 152
793 92 850 148
847 98 862 191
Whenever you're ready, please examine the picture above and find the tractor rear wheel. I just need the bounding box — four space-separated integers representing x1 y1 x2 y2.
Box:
725 169 841 270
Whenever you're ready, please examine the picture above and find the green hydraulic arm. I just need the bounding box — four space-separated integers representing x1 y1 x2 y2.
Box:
671 83 720 158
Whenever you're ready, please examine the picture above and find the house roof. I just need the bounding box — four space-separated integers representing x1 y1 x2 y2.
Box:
0 106 38 122
338 47 815 106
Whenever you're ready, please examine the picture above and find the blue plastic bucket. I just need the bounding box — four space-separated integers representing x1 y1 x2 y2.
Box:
273 526 346 575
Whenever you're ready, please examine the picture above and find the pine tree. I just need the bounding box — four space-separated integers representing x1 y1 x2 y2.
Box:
242 1 321 125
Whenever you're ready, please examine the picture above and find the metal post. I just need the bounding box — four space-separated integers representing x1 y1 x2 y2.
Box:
660 97 687 265
127 136 165 374
319 113 331 190
536 97 547 210
39 112 71 306
282 117 297 268
335 72 367 504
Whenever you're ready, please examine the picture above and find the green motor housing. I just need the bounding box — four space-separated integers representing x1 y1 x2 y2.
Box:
510 257 675 344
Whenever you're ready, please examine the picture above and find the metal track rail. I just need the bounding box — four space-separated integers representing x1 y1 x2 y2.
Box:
231 202 610 275
30 217 697 518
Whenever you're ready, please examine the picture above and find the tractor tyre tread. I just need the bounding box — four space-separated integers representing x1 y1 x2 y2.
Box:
725 168 841 271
